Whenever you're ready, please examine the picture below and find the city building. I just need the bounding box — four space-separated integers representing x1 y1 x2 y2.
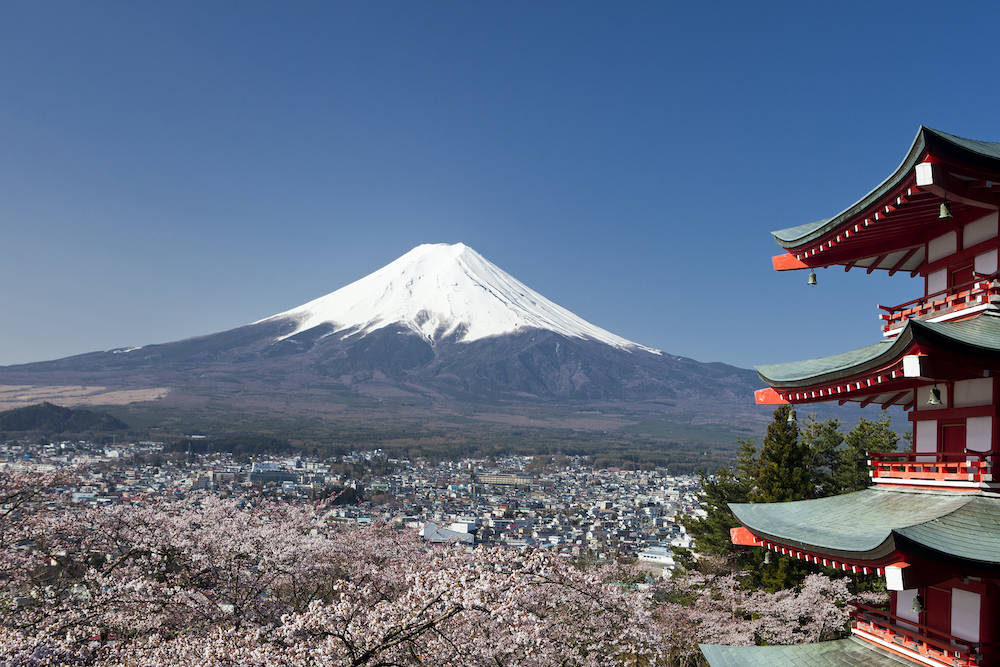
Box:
702 127 1000 666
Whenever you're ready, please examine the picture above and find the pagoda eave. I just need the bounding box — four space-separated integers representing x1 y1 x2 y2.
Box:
728 488 1000 568
730 526 898 574
755 313 1000 407
772 126 1000 251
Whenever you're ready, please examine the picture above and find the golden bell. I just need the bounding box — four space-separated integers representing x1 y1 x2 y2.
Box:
807 271 817 286
939 201 953 220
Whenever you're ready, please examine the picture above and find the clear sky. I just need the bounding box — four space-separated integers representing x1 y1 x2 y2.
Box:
2 2 999 368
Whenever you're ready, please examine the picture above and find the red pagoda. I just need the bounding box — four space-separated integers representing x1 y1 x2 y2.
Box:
701 127 1000 667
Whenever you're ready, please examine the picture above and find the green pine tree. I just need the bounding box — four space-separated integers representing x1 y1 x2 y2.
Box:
800 416 843 497
685 475 742 556
834 415 898 492
685 409 901 590
752 405 813 502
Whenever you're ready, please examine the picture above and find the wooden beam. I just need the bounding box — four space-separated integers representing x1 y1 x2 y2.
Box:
754 387 790 405
915 161 1000 210
772 253 811 271
730 526 760 546
888 246 921 276
920 236 1000 275
881 391 909 409
866 254 888 274
910 404 996 422
859 394 880 408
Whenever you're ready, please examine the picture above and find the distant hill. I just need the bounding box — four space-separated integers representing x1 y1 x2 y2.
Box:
0 402 128 433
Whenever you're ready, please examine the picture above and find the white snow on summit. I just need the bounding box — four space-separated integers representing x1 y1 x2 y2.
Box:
258 243 660 354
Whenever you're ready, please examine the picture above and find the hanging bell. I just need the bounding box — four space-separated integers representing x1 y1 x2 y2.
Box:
912 594 925 614
764 550 772 565
939 200 953 220
786 409 797 425
928 385 942 406
807 271 817 286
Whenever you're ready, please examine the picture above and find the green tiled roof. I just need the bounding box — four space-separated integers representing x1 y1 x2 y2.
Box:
917 313 1000 351
700 637 912 666
895 497 1000 563
756 312 1000 387
772 127 1000 248
730 487 1000 563
756 341 893 385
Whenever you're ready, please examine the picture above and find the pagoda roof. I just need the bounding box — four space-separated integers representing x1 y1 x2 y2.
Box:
729 487 1000 564
756 311 1000 388
700 637 911 666
773 126 1000 249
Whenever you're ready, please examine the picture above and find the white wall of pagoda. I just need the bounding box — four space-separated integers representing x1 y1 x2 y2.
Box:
952 589 981 643
923 212 999 300
911 378 996 455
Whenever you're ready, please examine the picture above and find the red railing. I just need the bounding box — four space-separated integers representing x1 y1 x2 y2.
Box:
878 275 1000 332
850 602 985 666
868 451 994 487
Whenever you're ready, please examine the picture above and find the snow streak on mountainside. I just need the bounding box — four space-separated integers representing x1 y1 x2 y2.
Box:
259 243 661 354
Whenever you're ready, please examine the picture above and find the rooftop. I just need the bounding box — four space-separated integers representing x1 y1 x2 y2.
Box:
729 486 1000 564
772 127 1000 249
700 637 911 666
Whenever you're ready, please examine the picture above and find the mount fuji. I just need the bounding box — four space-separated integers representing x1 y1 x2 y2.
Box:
0 243 770 446
260 243 659 354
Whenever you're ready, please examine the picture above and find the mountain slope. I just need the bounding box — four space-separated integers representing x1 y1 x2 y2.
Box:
259 243 659 353
0 243 776 443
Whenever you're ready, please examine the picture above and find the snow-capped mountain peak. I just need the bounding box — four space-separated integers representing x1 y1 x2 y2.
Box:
259 242 660 354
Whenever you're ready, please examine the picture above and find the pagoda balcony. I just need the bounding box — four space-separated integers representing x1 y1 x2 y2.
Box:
879 276 1000 335
868 451 996 490
850 602 987 667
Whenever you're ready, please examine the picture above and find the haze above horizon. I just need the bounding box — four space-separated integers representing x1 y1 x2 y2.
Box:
3 2 999 369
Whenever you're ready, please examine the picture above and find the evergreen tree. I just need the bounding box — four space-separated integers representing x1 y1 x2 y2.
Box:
685 409 901 590
752 405 813 502
834 415 898 492
800 416 843 497
683 440 757 557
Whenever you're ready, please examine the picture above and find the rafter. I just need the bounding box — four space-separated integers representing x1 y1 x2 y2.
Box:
881 391 909 409
915 161 1000 210
866 254 889 274
887 246 921 276
859 394 880 408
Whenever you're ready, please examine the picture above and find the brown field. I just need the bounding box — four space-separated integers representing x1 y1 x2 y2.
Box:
0 385 170 410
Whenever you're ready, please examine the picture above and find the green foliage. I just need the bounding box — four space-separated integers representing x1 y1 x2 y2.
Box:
685 468 748 557
670 547 697 573
165 435 298 459
800 416 842 497
836 416 898 493
0 402 129 434
752 406 812 503
685 408 903 591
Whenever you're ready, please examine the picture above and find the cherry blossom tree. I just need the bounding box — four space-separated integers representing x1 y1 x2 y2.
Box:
0 471 884 666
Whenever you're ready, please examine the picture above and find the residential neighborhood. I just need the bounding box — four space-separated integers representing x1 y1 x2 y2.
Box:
1 438 703 577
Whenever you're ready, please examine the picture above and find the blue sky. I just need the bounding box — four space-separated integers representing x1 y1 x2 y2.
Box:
2 2 998 368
